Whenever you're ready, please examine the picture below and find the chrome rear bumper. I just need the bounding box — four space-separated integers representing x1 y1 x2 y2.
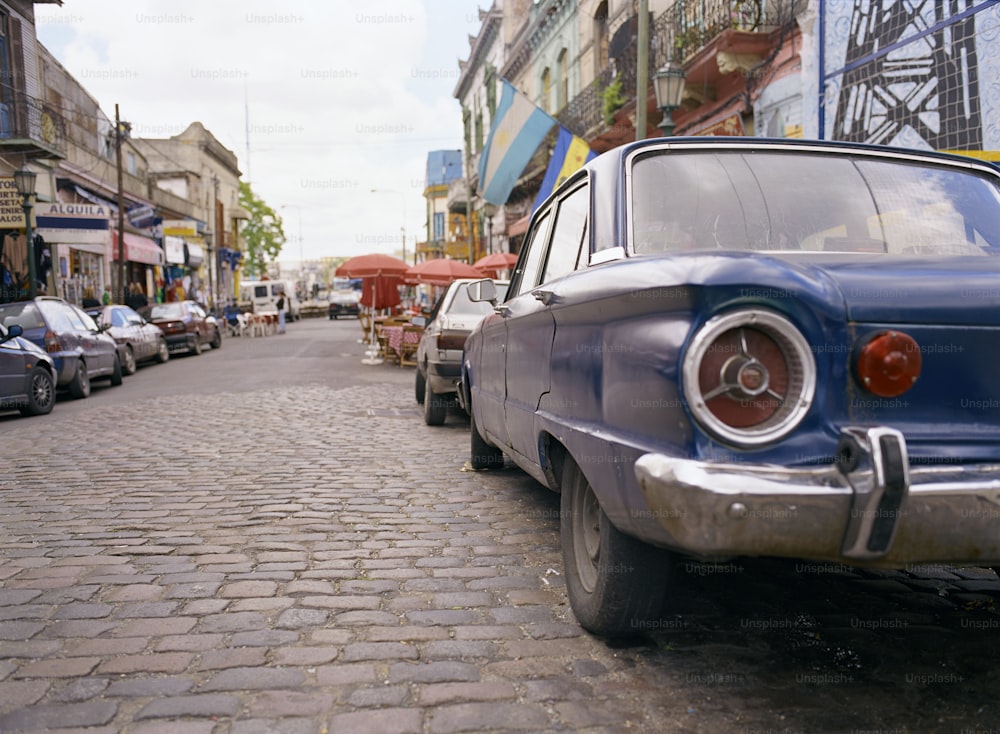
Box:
634 427 1000 566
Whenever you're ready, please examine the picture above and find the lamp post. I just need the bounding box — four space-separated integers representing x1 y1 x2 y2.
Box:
653 61 687 135
280 204 304 295
370 188 406 264
482 202 497 256
13 163 38 298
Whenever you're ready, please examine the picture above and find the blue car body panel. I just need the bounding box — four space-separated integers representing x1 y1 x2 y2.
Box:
463 137 1000 564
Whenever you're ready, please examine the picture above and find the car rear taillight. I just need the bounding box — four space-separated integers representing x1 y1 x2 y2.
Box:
682 309 816 447
161 321 184 335
437 330 468 351
44 330 61 353
855 331 921 398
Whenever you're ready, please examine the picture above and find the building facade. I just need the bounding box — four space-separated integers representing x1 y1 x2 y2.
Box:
455 0 999 259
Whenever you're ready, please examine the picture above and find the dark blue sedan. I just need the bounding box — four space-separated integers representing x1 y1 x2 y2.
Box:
461 137 1000 635
0 296 122 399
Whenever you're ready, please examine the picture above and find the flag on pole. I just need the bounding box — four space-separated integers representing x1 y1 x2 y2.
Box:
532 127 597 210
477 79 556 206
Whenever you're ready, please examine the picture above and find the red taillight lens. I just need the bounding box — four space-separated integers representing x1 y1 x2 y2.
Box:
44 329 61 353
855 331 921 398
683 310 816 447
437 330 468 351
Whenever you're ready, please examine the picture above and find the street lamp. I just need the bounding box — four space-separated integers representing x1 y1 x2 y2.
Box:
653 60 687 135
13 163 38 298
280 204 304 294
370 189 407 264
482 202 497 256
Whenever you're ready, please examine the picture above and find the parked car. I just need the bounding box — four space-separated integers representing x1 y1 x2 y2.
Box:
461 137 1000 636
139 300 221 356
0 296 122 399
415 278 508 425
85 304 170 374
0 322 56 416
328 289 361 319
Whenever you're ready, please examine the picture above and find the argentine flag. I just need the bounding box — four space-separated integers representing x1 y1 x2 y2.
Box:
477 80 556 206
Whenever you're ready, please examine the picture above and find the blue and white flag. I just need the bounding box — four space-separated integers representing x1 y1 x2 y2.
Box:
532 126 597 211
477 80 556 206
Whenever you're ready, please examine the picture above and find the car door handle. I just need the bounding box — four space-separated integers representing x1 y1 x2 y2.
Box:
532 289 554 305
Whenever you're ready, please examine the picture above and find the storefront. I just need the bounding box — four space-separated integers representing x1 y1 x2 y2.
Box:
162 220 209 304
35 202 111 305
111 230 164 299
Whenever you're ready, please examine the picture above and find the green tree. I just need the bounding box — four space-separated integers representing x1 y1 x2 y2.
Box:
239 182 285 277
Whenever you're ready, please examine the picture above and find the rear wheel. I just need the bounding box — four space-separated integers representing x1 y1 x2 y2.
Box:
470 409 504 470
423 385 447 426
68 359 91 399
415 368 426 404
122 346 137 375
155 338 169 363
20 366 54 416
109 354 123 386
190 335 202 356
561 458 673 636
210 327 222 349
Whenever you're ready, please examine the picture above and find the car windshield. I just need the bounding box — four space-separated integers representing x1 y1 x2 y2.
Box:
448 281 509 316
147 303 184 320
0 302 45 330
631 150 1000 256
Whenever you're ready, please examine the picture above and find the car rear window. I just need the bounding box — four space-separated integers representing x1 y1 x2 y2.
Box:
631 150 1000 257
0 302 45 330
147 303 183 320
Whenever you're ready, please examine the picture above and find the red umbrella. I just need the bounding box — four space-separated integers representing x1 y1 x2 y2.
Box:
336 254 410 363
404 258 486 287
473 252 518 276
336 253 409 278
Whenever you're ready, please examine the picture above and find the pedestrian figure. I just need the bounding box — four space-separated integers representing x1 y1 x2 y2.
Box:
101 287 113 305
276 292 287 334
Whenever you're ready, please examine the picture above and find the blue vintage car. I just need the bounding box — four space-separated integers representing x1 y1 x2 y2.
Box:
461 137 1000 636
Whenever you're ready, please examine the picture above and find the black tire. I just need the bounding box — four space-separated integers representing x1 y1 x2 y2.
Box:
423 385 447 426
415 368 426 404
560 458 673 636
190 335 202 356
210 327 222 350
155 338 170 364
122 346 137 375
470 409 504 470
109 354 123 386
68 359 91 399
19 366 54 416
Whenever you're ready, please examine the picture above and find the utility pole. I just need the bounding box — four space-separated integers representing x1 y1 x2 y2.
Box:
115 104 128 304
636 0 649 140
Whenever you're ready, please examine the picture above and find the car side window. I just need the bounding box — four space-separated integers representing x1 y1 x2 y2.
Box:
511 209 553 297
69 305 99 332
111 309 129 327
540 183 589 285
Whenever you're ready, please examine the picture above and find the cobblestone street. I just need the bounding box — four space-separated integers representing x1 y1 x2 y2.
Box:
0 321 998 733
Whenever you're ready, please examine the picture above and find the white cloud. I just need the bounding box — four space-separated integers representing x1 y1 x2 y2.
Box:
36 0 480 262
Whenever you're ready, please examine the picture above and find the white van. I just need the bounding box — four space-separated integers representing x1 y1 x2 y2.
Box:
239 280 300 320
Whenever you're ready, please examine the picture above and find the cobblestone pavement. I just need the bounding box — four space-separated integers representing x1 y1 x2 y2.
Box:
1 325 999 733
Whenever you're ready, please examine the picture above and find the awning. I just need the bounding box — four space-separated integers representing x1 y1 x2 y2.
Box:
111 231 164 266
508 214 531 237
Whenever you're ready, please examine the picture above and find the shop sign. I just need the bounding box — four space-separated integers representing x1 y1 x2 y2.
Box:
0 178 26 227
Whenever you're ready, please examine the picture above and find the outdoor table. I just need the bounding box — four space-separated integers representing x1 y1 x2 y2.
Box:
382 324 422 360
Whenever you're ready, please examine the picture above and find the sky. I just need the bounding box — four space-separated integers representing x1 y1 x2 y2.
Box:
35 1 483 264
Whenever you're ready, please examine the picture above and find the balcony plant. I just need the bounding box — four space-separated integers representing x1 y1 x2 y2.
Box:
602 75 626 125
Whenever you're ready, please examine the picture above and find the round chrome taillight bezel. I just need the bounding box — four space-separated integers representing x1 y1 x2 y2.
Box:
682 309 817 447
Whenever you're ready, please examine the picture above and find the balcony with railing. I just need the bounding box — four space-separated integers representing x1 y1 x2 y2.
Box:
0 90 67 158
556 0 791 145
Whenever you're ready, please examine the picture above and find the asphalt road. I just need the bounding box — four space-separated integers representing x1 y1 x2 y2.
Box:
1 316 999 733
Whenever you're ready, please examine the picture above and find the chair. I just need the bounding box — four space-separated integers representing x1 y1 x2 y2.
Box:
399 325 422 367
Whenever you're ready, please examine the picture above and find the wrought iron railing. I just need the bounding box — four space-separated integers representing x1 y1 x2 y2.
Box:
556 0 783 137
0 89 67 155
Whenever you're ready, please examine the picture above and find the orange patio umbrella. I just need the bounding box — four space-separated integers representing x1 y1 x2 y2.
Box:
404 258 486 287
473 251 518 276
